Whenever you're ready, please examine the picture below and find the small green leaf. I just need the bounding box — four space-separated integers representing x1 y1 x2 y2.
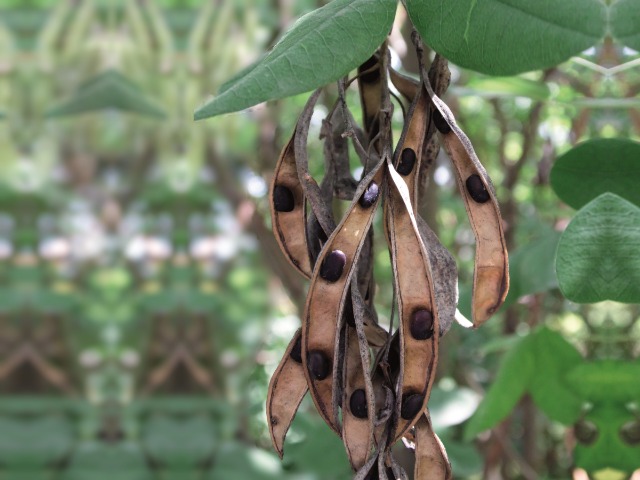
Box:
46 70 165 118
194 0 397 119
550 139 640 209
611 0 640 51
405 0 606 75
464 333 535 440
556 193 640 304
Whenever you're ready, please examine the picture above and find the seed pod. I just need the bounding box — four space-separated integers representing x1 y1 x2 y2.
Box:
266 329 308 458
302 156 386 434
269 135 312 278
422 79 509 326
357 54 382 144
385 161 439 442
392 89 430 212
414 414 452 480
390 67 420 102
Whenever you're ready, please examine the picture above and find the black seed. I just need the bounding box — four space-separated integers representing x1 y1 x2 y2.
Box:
359 181 379 208
273 185 295 212
620 421 640 445
574 420 598 445
432 108 452 134
401 393 424 420
307 350 330 380
320 250 346 282
289 335 302 363
349 389 368 419
465 174 490 203
397 148 416 176
410 309 435 340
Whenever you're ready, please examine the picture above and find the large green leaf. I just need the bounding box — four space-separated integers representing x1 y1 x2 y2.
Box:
405 0 606 75
456 76 551 101
194 0 397 119
566 361 640 405
550 139 640 210
46 70 165 118
556 193 640 304
611 0 640 51
464 333 535 439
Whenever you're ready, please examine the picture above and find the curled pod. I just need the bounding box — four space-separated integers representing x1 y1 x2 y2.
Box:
390 67 420 103
414 413 452 480
269 135 312 278
266 329 308 458
423 79 509 326
385 161 439 442
302 156 387 434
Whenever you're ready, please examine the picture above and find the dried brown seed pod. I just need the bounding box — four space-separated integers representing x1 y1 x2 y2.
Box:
422 79 509 326
302 156 386 434
269 136 312 278
385 162 439 442
266 329 308 458
414 413 452 479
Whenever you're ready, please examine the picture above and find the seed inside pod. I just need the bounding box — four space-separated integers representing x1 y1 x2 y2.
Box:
359 181 379 208
465 174 490 203
432 108 452 134
349 388 368 419
397 148 416 176
320 250 346 282
307 350 331 380
273 185 295 212
289 335 302 363
410 309 435 340
401 392 425 420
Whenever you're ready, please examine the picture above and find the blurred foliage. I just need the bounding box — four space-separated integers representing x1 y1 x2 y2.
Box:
0 1 639 479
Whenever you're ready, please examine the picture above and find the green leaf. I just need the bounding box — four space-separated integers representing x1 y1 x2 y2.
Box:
46 70 166 118
205 442 285 480
505 230 561 306
566 361 640 405
556 193 640 304
194 0 397 119
464 333 535 440
456 76 551 101
611 0 640 51
63 442 152 480
0 416 74 467
529 327 583 424
550 139 640 209
405 0 606 75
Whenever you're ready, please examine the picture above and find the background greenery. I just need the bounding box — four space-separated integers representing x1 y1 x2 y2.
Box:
0 0 639 479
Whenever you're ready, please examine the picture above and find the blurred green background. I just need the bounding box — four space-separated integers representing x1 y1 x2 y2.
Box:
0 1 639 479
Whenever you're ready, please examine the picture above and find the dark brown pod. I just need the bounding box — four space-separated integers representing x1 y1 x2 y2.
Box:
465 174 490 203
272 185 295 212
401 393 425 420
289 335 302 363
349 388 368 419
359 181 380 209
307 350 331 380
432 108 452 134
410 309 435 340
320 249 346 282
397 148 416 176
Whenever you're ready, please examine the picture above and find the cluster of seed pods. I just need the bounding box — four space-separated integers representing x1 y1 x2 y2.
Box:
267 42 509 479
